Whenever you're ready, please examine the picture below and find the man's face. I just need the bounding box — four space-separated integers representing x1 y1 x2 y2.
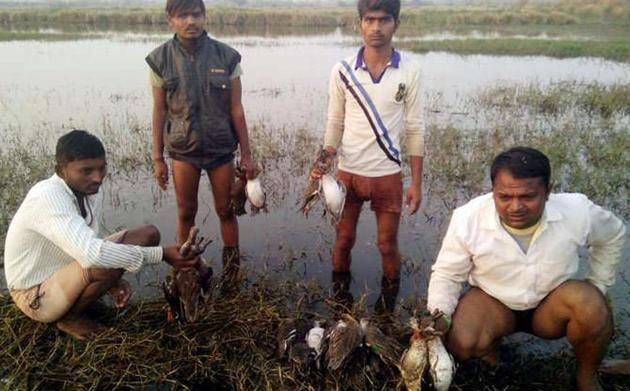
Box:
59 157 107 195
358 10 399 49
492 169 550 229
167 6 206 41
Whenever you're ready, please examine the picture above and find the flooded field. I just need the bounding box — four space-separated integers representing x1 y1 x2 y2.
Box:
0 20 629 389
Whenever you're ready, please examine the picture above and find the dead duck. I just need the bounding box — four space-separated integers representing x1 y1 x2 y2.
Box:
299 146 335 217
360 318 402 368
162 226 212 323
326 313 364 371
230 166 247 216
276 317 311 364
399 311 456 391
246 176 267 214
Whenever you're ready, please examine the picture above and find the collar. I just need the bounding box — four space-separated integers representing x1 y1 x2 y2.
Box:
52 173 77 198
480 193 563 231
354 46 401 70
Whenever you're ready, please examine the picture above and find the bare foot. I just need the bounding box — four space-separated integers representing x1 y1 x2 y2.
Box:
56 315 108 341
108 278 132 308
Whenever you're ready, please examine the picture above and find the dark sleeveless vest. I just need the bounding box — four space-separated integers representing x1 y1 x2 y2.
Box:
146 32 241 157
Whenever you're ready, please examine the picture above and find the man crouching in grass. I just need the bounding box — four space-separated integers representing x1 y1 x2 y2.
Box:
3 130 198 340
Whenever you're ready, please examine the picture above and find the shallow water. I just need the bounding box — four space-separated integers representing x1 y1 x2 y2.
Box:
0 29 628 319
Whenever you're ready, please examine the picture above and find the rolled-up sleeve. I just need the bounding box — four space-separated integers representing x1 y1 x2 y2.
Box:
427 208 474 316
324 63 345 150
36 193 162 273
585 201 626 294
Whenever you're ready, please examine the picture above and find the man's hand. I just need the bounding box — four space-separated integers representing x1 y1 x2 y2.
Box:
310 146 337 180
163 245 200 269
153 159 169 190
239 155 258 180
405 185 422 215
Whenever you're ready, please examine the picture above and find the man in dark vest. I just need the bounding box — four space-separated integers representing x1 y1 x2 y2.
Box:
146 0 257 285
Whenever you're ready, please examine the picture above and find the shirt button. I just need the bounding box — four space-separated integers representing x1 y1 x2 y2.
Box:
222 84 227 89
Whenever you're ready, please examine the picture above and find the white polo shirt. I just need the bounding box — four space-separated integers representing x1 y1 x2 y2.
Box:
4 174 163 290
324 47 424 177
427 193 626 316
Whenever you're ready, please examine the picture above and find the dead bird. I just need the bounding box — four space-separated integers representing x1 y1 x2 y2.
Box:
320 174 347 222
276 317 311 364
399 311 456 391
163 226 212 323
306 320 327 369
326 313 364 371
246 176 267 214
360 318 402 368
299 146 335 217
230 166 247 216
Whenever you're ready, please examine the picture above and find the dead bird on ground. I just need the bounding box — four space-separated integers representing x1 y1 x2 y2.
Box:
277 317 313 366
162 226 212 323
399 310 456 391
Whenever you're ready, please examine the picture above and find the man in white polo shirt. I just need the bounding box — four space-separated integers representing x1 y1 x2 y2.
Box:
426 147 625 391
4 130 199 340
312 0 423 310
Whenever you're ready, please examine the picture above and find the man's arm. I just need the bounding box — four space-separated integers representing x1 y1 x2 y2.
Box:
151 85 169 190
427 208 474 317
585 200 626 294
229 76 256 179
36 194 163 273
404 65 424 215
323 64 345 153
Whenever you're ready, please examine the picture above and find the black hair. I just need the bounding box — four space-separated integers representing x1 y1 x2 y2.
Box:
357 0 401 20
166 0 205 17
490 146 551 188
55 130 105 174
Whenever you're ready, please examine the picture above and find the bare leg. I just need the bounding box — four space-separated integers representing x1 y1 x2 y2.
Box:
208 161 237 247
446 287 516 364
172 159 202 244
332 200 362 273
56 268 124 340
57 225 161 340
374 210 401 280
531 280 611 391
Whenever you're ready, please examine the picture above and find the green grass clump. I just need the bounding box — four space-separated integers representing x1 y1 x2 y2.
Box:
401 38 630 62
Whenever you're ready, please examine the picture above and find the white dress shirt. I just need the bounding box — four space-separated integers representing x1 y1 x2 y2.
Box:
427 193 626 316
4 174 163 290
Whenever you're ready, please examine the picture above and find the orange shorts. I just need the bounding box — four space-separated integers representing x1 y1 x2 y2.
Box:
337 170 403 214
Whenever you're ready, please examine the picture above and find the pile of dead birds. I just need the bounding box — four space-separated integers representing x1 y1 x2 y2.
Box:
1 274 629 390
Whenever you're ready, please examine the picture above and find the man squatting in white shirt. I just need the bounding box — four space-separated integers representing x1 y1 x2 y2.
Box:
426 146 626 391
4 130 200 341
311 0 423 312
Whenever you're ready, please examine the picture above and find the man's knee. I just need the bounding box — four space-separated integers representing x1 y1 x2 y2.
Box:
446 329 481 361
138 224 160 246
335 232 356 251
215 204 234 221
177 202 198 221
554 281 609 320
377 238 398 258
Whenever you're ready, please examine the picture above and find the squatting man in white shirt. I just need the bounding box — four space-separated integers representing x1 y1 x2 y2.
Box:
4 130 199 340
426 146 625 391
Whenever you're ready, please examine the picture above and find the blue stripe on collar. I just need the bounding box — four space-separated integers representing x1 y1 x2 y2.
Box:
354 47 401 70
